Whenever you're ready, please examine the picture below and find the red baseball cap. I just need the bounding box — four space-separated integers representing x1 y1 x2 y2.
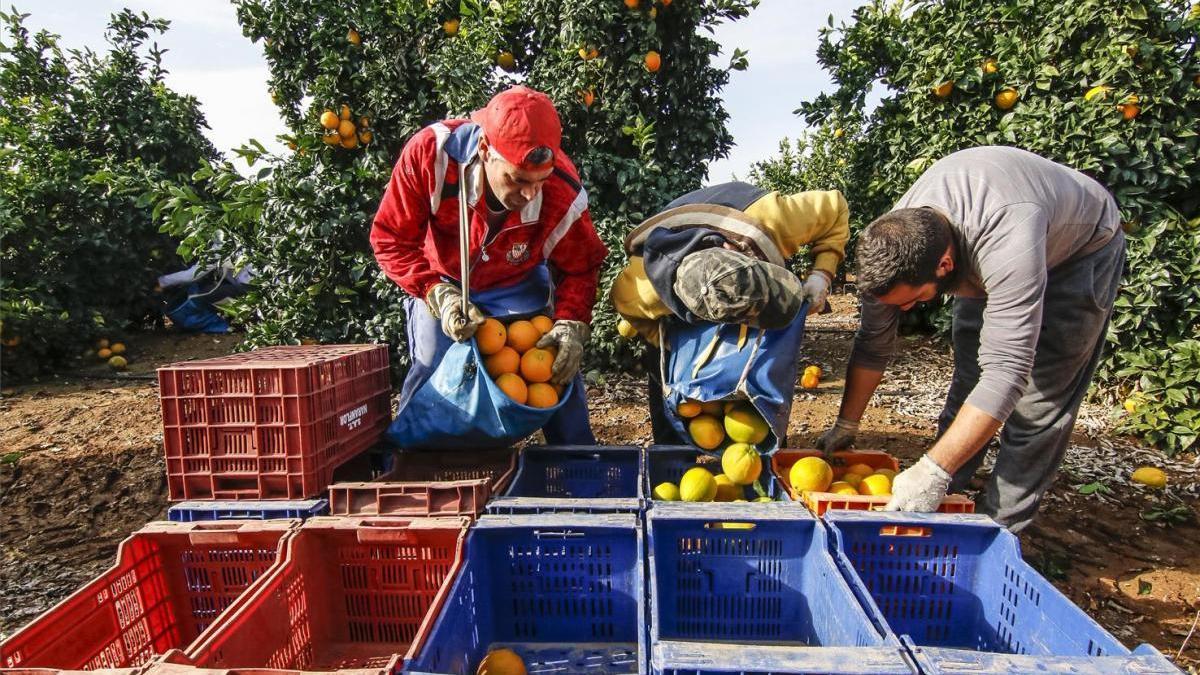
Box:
471 85 561 169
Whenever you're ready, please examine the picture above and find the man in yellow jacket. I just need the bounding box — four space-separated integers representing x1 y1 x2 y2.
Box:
611 181 850 442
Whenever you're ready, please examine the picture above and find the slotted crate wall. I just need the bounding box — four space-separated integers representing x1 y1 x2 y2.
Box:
486 445 643 514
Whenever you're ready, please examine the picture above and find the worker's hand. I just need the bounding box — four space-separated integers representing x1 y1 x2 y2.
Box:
884 455 952 513
425 283 486 342
815 418 858 455
801 271 831 315
535 320 591 385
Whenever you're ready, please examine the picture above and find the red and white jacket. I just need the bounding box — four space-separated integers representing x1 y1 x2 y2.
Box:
370 119 608 322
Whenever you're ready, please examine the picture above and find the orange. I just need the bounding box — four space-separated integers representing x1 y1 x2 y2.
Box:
531 315 554 334
109 342 126 355
579 89 596 107
347 28 361 45
688 414 725 450
339 104 352 120
497 50 516 71
624 0 638 8
96 338 110 349
676 400 701 418
477 318 507 355
844 463 875 478
443 19 459 36
320 110 339 129
520 348 554 383
477 648 526 675
527 383 559 409
700 400 723 417
358 130 373 144
801 365 821 389
323 132 340 146
644 50 661 73
994 88 1019 110
338 119 356 138
340 134 358 149
506 320 540 353
97 348 113 359
495 373 528 405
484 346 520 378
858 474 892 496
932 80 953 98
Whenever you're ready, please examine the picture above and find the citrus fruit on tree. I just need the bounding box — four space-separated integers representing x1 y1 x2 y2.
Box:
484 346 520 377
932 80 953 98
476 318 507 355
495 373 528 405
679 467 718 502
506 320 539 352
340 134 359 149
339 104 351 120
653 482 681 501
994 87 1019 109
443 19 459 36
721 442 762 485
338 119 356 138
616 318 637 339
319 110 339 129
519 348 554 383
687 414 725 450
644 50 661 72
526 382 559 408
724 406 769 444
347 28 361 45
97 348 112 359
789 456 833 493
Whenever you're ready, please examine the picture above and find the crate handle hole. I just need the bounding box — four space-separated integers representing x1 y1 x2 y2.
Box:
534 529 585 539
704 522 757 530
879 525 932 537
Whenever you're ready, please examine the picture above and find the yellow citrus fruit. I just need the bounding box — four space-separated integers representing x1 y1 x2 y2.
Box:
644 50 661 73
721 443 762 485
495 373 528 405
484 346 520 378
531 315 554 335
724 406 769 444
1084 85 1113 102
1123 398 1140 414
844 463 875 478
109 342 126 355
526 382 559 409
872 468 896 481
841 472 864 488
624 0 638 8
932 80 954 98
713 474 741 502
519 348 554 384
687 414 725 450
477 648 526 675
476 318 507 355
829 481 858 496
858 474 892 496
347 28 361 45
497 50 516 71
653 482 681 501
339 104 352 120
833 127 845 138
97 348 113 359
995 88 1019 110
506 320 540 353
616 318 637 339
789 456 833 493
320 110 339 129
679 467 717 502
1131 466 1167 488
108 355 128 371
676 400 702 418
443 19 459 36
982 57 998 74
801 364 821 389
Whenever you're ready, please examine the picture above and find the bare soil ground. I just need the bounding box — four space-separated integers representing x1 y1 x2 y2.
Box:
1 297 1197 670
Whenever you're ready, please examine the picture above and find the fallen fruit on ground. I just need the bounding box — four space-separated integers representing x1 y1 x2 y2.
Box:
1131 466 1167 488
721 442 762 485
108 356 127 371
790 456 833 493
680 466 717 502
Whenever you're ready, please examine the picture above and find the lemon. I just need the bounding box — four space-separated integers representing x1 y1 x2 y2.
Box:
653 482 681 501
789 456 833 493
720 443 762 485
858 474 892 496
1131 467 1167 489
724 406 769 444
679 467 717 502
872 468 897 481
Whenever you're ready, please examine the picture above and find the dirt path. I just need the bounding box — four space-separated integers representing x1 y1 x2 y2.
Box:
1 301 1197 669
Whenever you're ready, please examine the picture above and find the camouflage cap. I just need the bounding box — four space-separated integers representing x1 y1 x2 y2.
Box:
673 247 803 328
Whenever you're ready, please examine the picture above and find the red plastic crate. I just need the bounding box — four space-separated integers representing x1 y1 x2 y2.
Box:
378 448 518 495
162 516 470 673
0 521 294 672
158 345 392 500
772 449 975 516
327 478 492 518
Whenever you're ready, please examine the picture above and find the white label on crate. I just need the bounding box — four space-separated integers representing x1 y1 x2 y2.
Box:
339 403 369 431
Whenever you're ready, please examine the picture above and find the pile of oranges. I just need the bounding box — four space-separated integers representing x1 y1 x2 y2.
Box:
476 315 562 408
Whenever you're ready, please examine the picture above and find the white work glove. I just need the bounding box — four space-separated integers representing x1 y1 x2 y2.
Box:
535 320 590 385
885 455 952 513
815 417 858 454
425 282 486 342
801 271 831 315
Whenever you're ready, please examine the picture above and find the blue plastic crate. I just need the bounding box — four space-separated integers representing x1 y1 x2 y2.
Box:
486 445 643 514
407 513 646 675
824 511 1181 674
644 445 782 503
646 502 914 675
167 498 329 522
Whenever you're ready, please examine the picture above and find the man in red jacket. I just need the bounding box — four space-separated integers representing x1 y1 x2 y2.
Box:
371 86 607 444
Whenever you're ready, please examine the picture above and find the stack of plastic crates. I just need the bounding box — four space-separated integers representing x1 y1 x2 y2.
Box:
407 513 646 674
486 445 644 514
824 511 1181 674
645 502 916 675
0 521 295 672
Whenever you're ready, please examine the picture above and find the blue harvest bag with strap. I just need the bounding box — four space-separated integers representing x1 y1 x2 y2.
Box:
659 302 808 453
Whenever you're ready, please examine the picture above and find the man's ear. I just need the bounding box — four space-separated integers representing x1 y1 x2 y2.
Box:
937 244 955 276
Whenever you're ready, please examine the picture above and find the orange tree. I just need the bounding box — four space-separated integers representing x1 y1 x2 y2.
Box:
0 9 216 379
773 0 1199 453
152 0 756 373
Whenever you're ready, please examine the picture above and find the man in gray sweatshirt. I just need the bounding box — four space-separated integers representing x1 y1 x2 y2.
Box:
817 146 1124 532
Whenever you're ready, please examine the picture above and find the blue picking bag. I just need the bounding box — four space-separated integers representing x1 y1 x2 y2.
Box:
660 302 808 453
387 265 572 450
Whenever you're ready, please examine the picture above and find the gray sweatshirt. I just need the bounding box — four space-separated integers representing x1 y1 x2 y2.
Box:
852 146 1121 421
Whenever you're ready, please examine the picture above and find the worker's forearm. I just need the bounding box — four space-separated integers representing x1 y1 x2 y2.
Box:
927 403 1003 474
837 362 884 422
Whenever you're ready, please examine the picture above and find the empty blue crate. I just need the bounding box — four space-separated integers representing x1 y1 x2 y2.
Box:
406 512 646 674
823 511 1181 674
167 498 329 522
644 445 782 503
485 445 643 514
646 502 915 675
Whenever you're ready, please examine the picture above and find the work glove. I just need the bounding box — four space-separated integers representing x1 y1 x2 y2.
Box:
425 282 485 342
815 417 858 454
801 271 831 315
535 320 591 385
885 454 952 513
